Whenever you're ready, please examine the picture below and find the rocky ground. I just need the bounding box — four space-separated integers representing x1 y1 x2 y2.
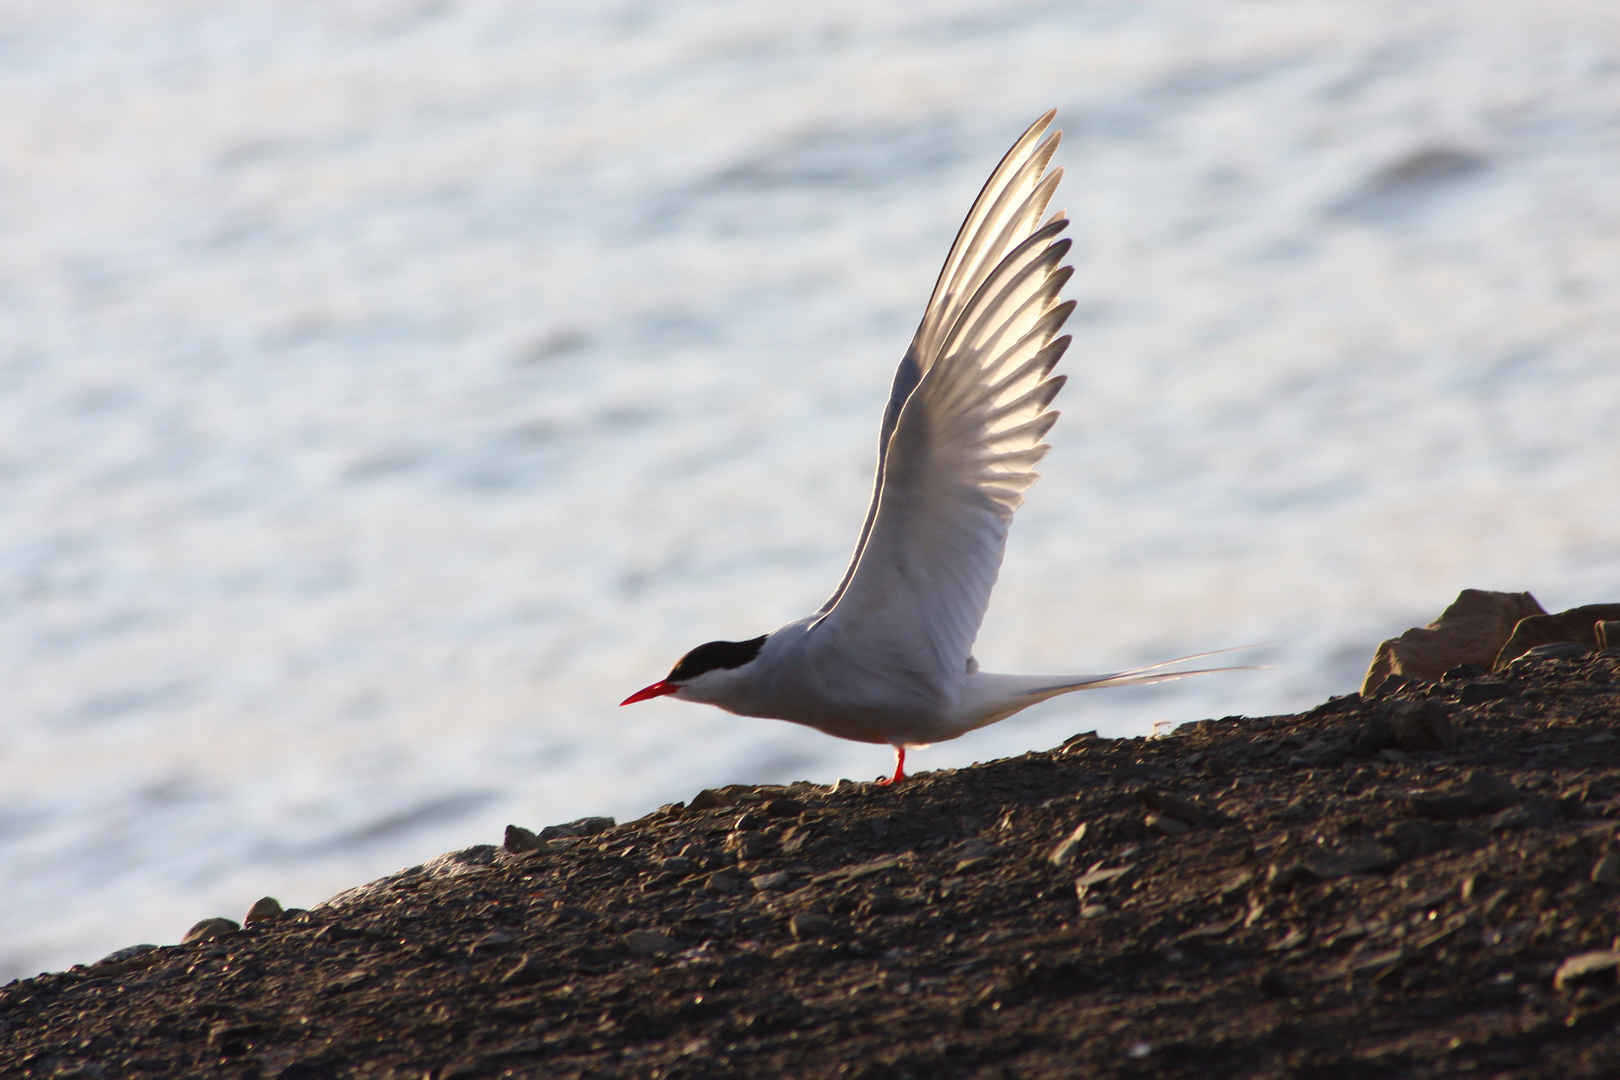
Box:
8 647 1620 1079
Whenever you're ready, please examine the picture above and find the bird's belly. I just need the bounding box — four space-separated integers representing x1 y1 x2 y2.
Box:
731 676 952 746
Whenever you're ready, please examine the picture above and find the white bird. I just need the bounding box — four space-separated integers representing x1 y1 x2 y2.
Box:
623 111 1242 784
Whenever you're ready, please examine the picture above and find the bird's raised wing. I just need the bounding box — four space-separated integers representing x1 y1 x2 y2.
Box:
810 113 1073 697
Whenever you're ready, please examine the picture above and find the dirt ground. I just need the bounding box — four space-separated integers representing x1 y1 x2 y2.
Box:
8 648 1620 1079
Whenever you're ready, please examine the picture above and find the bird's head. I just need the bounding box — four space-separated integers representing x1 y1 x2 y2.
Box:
621 634 768 707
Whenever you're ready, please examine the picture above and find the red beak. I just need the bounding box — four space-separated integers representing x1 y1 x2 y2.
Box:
621 680 679 706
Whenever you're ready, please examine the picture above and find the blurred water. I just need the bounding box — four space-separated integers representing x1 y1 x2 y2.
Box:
2 0 1618 978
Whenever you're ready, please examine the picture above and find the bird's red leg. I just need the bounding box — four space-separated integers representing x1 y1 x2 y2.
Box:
878 745 907 786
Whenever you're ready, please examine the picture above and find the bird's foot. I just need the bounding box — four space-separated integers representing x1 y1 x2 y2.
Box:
877 745 907 786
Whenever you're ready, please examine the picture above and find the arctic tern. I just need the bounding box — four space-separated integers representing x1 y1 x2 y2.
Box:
624 111 1241 783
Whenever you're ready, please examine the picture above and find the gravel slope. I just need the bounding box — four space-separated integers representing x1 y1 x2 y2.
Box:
7 649 1620 1078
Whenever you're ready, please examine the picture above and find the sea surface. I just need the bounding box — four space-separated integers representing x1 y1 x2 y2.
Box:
2 0 1618 978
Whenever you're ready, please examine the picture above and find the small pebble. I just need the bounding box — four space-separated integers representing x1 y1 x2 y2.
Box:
183 917 241 945
244 897 283 925
1592 850 1620 885
1047 823 1088 866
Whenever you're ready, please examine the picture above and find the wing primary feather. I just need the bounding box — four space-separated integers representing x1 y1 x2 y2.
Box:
937 162 1064 336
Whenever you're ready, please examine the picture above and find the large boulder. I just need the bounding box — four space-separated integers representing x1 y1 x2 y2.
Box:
1361 589 1544 694
1494 604 1620 668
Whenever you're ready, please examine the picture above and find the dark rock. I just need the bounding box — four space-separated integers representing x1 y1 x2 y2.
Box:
625 930 676 956
688 788 732 811
1389 701 1456 752
1370 674 1415 698
503 825 542 853
1515 642 1596 664
726 832 772 861
501 955 545 986
183 918 242 944
1458 681 1517 705
1352 712 1397 756
1410 771 1525 820
789 913 834 940
91 944 160 976
1267 862 1317 891
1593 850 1620 885
538 817 615 841
1441 663 1488 681
705 873 746 896
1138 790 1225 827
1486 799 1563 831
1145 813 1192 837
1304 843 1397 878
764 798 805 818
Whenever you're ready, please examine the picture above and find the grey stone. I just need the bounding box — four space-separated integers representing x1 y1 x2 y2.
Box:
1593 850 1620 885
789 912 834 939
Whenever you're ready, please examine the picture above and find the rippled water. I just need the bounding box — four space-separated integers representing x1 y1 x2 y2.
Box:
2 1 1618 977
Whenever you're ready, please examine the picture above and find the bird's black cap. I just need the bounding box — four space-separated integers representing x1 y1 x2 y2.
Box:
669 635 766 681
